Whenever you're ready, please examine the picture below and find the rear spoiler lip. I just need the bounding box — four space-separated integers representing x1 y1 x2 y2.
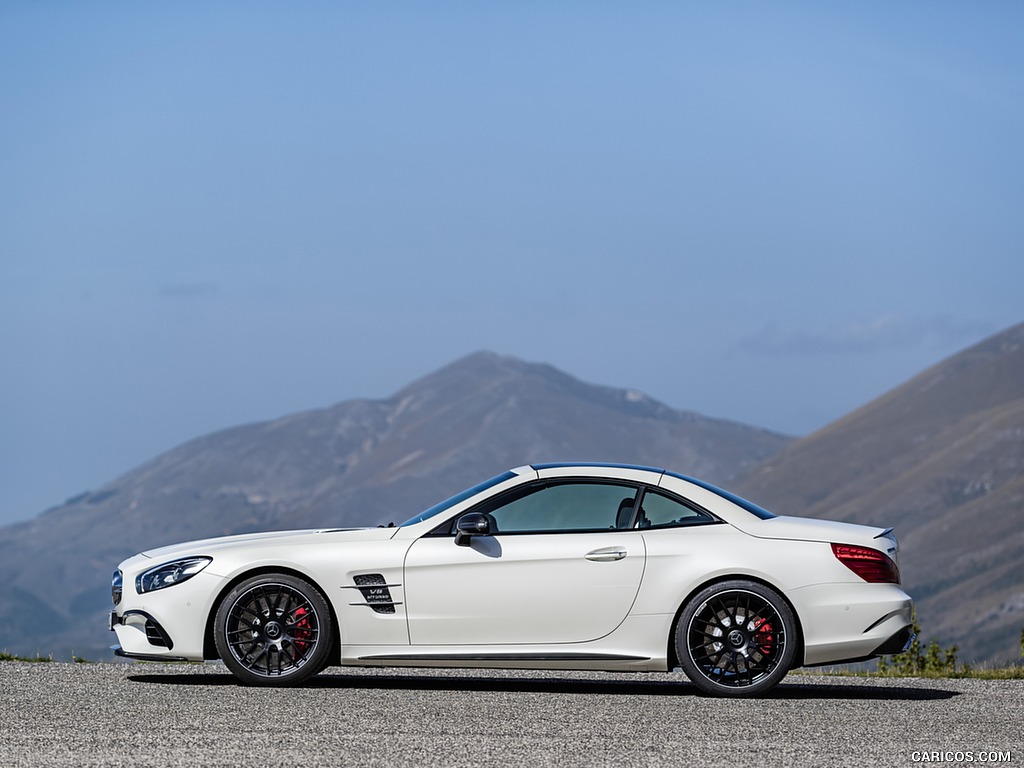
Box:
874 527 894 539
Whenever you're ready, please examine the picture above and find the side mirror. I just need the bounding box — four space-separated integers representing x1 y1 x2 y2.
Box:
454 512 491 547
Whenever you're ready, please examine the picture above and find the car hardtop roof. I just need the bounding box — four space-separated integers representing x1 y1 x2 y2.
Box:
531 462 714 486
530 461 666 473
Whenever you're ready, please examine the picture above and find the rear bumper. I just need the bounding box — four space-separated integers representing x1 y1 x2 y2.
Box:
873 625 916 656
789 582 914 666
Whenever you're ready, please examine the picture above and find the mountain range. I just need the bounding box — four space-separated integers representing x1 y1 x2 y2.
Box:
0 351 789 660
1 325 1021 664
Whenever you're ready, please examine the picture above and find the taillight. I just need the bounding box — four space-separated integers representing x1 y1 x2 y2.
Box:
831 543 900 584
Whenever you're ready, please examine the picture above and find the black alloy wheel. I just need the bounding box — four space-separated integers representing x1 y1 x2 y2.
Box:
214 573 333 686
675 579 797 697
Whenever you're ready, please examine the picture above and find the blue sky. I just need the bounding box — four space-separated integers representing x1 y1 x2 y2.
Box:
2 2 1022 525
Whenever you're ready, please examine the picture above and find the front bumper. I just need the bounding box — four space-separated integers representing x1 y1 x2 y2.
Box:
110 609 175 648
110 609 192 661
111 644 189 662
108 569 220 661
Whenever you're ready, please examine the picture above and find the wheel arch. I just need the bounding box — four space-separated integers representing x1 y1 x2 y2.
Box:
664 573 806 671
202 565 341 664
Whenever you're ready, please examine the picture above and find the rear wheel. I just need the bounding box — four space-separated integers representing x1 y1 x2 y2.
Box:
675 580 796 697
214 573 333 686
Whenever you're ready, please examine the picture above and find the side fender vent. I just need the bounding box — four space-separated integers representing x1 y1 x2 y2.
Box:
348 573 402 615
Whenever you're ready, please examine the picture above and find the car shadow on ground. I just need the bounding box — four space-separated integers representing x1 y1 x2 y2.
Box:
127 671 959 701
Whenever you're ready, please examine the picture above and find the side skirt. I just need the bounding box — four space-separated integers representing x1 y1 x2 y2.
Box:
357 652 649 662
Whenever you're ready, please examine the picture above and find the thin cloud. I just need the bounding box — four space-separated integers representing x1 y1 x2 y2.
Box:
737 315 995 357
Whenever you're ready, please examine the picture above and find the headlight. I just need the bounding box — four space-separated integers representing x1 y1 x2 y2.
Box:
112 570 123 605
136 557 212 594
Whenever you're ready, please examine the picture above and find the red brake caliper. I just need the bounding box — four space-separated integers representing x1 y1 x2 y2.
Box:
292 607 312 655
754 619 774 656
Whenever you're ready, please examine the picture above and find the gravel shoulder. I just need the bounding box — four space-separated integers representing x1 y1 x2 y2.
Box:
0 662 1020 767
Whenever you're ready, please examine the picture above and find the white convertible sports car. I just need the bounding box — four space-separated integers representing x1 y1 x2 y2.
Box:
110 463 914 697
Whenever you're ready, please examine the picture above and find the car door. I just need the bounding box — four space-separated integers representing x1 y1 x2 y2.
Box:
404 480 646 645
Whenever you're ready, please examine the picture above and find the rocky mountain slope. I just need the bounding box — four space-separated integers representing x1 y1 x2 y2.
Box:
0 351 790 660
733 322 1024 664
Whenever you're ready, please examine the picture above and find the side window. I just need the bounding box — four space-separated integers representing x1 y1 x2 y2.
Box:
482 482 640 534
635 489 717 529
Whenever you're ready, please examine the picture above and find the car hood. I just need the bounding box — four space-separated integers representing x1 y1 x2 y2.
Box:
742 515 897 553
137 526 399 561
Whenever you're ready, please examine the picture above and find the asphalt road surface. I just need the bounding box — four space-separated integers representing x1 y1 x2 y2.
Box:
1 662 1020 767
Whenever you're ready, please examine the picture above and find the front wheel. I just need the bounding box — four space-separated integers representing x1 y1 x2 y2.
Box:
675 580 797 697
214 573 333 686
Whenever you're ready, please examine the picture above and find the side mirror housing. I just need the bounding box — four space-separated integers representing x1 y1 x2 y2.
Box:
454 512 491 547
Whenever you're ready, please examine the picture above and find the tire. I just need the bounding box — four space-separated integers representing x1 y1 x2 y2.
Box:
214 573 333 686
675 580 797 697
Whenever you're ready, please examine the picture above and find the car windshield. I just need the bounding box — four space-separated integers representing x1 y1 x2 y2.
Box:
399 471 517 527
